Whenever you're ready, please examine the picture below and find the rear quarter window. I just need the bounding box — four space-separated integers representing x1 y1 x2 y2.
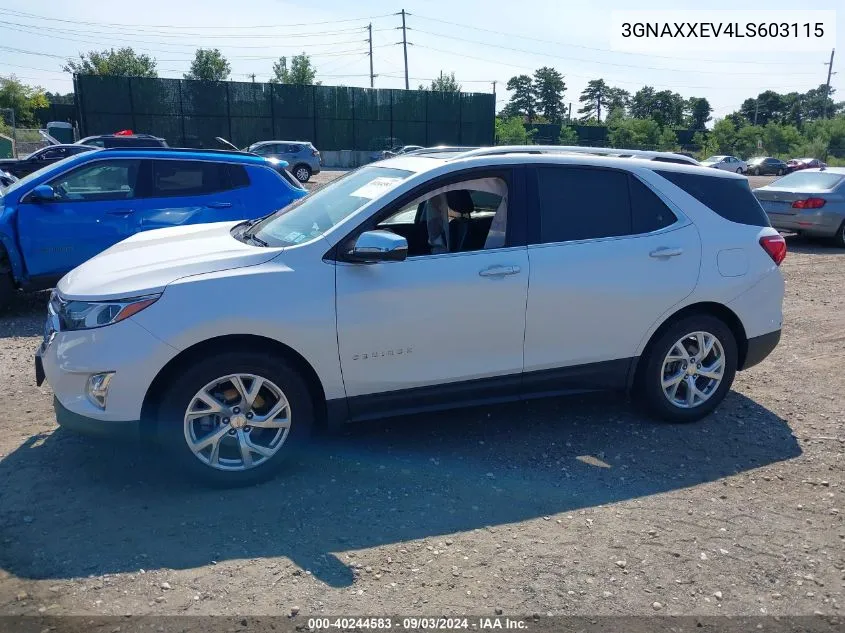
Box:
655 170 770 227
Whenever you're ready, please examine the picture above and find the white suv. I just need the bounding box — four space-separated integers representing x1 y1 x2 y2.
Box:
36 148 786 485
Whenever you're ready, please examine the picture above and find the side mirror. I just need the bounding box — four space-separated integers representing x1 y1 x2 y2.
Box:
348 230 408 263
30 184 57 202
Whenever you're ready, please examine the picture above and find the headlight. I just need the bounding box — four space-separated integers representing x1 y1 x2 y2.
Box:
53 292 160 331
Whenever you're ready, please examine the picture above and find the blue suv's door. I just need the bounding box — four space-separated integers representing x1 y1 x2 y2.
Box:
132 159 247 231
16 158 144 278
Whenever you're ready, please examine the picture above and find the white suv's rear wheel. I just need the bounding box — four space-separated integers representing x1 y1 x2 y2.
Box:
639 315 737 422
157 351 313 486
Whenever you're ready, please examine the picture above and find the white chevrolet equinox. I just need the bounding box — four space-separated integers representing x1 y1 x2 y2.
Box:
36 148 786 485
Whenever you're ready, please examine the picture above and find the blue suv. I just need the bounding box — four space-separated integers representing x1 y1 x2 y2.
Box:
0 148 307 305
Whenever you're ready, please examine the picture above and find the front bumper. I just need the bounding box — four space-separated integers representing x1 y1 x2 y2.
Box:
740 329 781 370
54 397 140 440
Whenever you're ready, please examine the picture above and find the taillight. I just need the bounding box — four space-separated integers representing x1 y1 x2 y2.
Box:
792 197 826 209
759 234 787 266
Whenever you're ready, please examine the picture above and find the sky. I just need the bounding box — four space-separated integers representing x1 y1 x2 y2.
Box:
0 0 842 121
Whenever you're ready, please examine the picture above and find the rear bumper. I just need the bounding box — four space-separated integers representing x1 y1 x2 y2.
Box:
767 211 841 237
54 397 140 441
740 329 781 370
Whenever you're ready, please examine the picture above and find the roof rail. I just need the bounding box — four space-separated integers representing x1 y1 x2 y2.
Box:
100 146 258 158
404 146 480 155
450 145 700 164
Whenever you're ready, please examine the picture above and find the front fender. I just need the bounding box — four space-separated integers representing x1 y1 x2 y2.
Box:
0 225 26 283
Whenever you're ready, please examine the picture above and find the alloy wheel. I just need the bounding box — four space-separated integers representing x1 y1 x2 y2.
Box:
661 331 725 409
295 167 309 181
183 373 291 471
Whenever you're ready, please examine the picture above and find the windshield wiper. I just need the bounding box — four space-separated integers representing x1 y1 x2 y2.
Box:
245 233 268 247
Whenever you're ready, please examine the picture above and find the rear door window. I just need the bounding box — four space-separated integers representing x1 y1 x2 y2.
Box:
629 176 677 233
656 170 770 227
152 160 227 197
536 166 631 243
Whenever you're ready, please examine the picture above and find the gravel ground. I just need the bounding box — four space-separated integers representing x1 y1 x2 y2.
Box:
0 174 843 619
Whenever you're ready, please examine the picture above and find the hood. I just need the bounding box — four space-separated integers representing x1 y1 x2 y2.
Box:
58 221 281 300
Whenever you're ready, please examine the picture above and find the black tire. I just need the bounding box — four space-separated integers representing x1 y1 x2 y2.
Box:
637 315 738 423
776 168 784 176
292 164 312 183
0 271 14 311
736 167 743 174
753 167 760 176
833 220 845 249
155 350 314 487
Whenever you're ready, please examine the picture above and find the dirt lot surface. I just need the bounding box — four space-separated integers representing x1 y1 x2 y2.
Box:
0 173 843 620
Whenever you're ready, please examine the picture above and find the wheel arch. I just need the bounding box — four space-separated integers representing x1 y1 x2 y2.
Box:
629 301 748 391
141 334 329 437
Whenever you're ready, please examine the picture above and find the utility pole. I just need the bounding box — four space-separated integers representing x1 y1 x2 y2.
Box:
400 9 409 89
249 73 255 83
367 23 374 88
492 80 496 99
754 98 759 125
568 102 572 123
823 48 836 118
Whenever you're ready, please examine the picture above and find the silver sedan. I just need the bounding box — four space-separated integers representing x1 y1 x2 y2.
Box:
753 168 845 247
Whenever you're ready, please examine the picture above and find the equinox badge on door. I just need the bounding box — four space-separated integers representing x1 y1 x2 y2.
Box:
352 347 413 361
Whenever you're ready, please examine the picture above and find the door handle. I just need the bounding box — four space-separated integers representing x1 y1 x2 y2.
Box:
206 201 233 209
649 247 683 258
106 209 135 216
479 265 520 277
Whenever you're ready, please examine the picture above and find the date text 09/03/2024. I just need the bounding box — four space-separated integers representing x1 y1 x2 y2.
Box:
307 617 529 630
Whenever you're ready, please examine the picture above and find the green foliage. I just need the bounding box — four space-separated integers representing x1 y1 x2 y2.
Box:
270 54 319 85
791 136 830 161
425 71 461 92
685 97 712 129
64 47 157 77
184 48 231 81
606 87 630 116
559 126 579 145
533 67 566 123
578 79 609 122
495 116 535 145
629 86 656 119
0 76 49 126
503 74 535 122
658 127 678 151
608 118 661 149
703 118 738 155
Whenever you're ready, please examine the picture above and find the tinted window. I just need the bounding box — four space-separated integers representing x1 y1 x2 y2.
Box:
227 164 250 188
47 159 142 202
630 177 677 233
40 148 66 160
152 160 227 196
537 166 631 243
652 156 693 165
656 170 770 227
251 144 275 156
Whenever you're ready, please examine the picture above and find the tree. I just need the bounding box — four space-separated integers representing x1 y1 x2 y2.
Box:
650 90 684 128
578 79 609 122
559 125 579 145
685 97 712 129
629 86 656 119
45 91 74 105
64 47 157 77
270 53 318 85
495 116 535 144
703 118 737 156
502 74 535 122
184 48 230 81
0 76 49 126
606 87 630 116
424 71 461 92
608 118 661 149
658 127 678 151
533 67 566 123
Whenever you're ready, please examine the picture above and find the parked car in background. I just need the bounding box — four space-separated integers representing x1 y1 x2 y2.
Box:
0 144 96 179
215 138 321 183
0 148 306 305
36 147 784 485
701 155 747 173
0 170 16 190
753 168 845 247
747 156 788 176
786 158 827 173
77 133 168 149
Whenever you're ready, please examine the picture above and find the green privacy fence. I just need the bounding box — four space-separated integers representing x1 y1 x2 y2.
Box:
74 75 495 150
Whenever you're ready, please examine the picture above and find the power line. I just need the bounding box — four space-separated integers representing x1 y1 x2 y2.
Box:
408 12 823 68
0 8 395 31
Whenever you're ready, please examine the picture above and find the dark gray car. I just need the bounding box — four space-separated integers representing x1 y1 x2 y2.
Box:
753 168 845 247
247 141 321 183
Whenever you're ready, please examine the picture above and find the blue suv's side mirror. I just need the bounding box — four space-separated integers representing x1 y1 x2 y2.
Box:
30 184 57 202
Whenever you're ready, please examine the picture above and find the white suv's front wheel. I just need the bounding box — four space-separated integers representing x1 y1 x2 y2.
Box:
639 315 737 422
157 351 313 486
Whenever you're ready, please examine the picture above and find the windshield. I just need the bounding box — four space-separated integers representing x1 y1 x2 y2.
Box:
769 171 844 191
249 166 413 247
704 156 726 162
748 157 766 164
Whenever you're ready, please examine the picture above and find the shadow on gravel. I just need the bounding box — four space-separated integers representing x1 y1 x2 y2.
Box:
784 234 845 255
0 290 49 338
0 391 800 587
